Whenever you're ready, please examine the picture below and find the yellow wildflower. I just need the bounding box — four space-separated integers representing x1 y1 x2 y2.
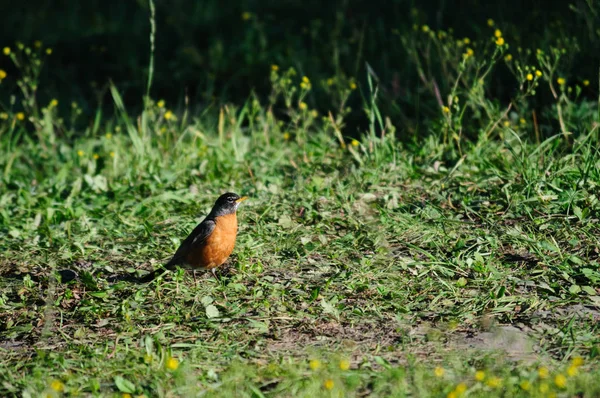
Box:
351 139 360 147
0 69 6 80
463 38 470 44
539 382 549 393
3 47 10 55
0 112 8 119
46 48 52 55
526 73 533 81
271 64 279 71
311 110 318 118
110 151 115 158
567 365 578 377
557 77 566 85
164 110 174 120
495 37 505 46
475 370 485 381
464 48 474 58
487 19 495 27
77 150 84 157
421 25 430 33
93 154 99 160
156 99 165 108
166 357 179 371
283 132 290 140
434 367 445 377
538 366 549 378
455 383 467 394
299 102 307 110
504 54 512 61
447 392 457 398
554 374 567 388
486 377 501 388
442 106 450 113
583 80 590 86
503 120 510 127
50 99 58 107
323 379 334 390
519 117 526 125
519 380 530 390
327 78 334 86
339 359 350 371
302 76 310 84
572 357 584 367
50 380 65 392
241 12 252 20
494 29 502 38
16 112 25 121
122 394 132 398
350 82 357 90
309 359 321 370
105 133 112 139
535 70 542 77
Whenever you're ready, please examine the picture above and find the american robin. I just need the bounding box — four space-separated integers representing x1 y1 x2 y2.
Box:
140 192 247 282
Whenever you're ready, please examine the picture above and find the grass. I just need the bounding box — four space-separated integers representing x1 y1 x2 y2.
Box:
1 7 600 398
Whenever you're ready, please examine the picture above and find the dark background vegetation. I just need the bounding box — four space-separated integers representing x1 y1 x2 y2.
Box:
0 0 598 136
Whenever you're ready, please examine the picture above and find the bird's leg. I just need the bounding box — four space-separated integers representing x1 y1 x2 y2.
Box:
193 270 198 286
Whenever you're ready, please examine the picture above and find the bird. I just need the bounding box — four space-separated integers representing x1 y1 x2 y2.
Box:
140 192 247 282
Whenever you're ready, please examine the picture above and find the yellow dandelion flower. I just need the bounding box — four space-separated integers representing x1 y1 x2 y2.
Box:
442 106 450 113
519 380 530 390
157 99 165 108
494 29 502 38
77 150 84 157
350 82 357 90
110 151 115 158
557 77 566 85
122 394 132 398
0 112 8 119
526 73 533 81
495 37 505 46
0 69 6 80
46 48 52 55
421 25 430 33
309 359 321 370
299 102 308 110
50 380 65 392
538 366 549 378
339 359 350 370
504 54 513 61
3 47 10 55
271 64 279 71
583 80 590 86
50 99 58 107
567 365 578 377
455 383 467 394
105 133 112 139
539 382 549 393
486 377 501 388
464 48 474 58
323 379 334 390
519 117 526 125
242 12 252 20
447 392 457 398
475 370 485 381
554 374 567 388
351 139 360 147
16 112 25 121
463 38 470 44
159 126 167 134
311 110 318 118
487 19 495 27
166 357 179 371
283 132 290 140
302 76 310 84
503 120 510 127
327 78 334 86
93 153 99 160
164 110 174 120
434 366 445 377
572 357 584 367
535 70 542 77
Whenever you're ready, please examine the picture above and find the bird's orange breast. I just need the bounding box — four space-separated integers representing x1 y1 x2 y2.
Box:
186 213 238 269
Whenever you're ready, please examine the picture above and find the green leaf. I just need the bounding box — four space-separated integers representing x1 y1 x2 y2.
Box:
114 376 136 393
569 284 581 295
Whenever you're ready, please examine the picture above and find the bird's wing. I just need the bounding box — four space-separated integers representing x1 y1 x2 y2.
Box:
165 218 216 269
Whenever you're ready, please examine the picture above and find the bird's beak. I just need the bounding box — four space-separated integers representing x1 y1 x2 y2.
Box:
235 196 248 203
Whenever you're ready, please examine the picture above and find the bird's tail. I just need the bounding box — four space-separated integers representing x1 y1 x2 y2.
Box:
138 265 171 283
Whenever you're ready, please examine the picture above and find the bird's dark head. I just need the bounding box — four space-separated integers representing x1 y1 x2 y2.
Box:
211 192 247 216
